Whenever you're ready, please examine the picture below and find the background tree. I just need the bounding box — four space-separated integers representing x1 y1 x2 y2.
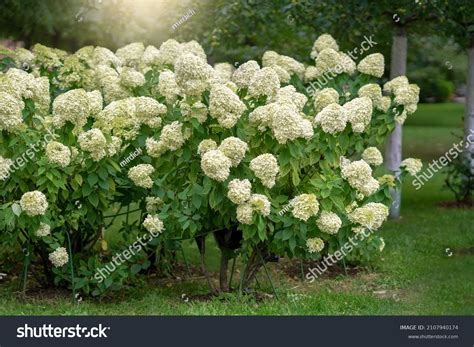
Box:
438 0 474 176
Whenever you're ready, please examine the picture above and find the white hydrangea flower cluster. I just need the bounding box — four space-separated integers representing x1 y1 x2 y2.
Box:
197 139 218 156
200 149 232 182
146 196 163 214
156 39 182 65
316 211 342 234
342 97 373 133
236 193 272 225
0 92 24 132
401 158 423 176
32 43 66 70
142 45 161 66
307 39 355 79
307 237 325 253
315 48 342 73
94 65 131 104
362 147 383 166
143 214 165 234
96 97 166 140
0 68 50 130
248 103 278 131
357 53 385 78
236 203 254 225
227 179 252 205
249 101 313 143
107 136 123 156
14 47 35 68
119 67 145 88
116 42 145 67
52 89 102 131
78 128 108 161
249 194 271 216
358 84 391 112
146 137 170 159
157 70 181 103
262 50 305 81
310 34 339 59
45 141 71 168
348 202 389 230
271 104 314 144
232 60 260 89
304 66 320 81
159 121 186 151
49 247 69 267
340 158 380 197
128 164 155 189
20 191 48 216
273 85 308 111
378 174 396 187
213 63 235 83
198 136 248 181
175 53 213 96
384 76 420 116
218 137 248 167
55 54 95 90
93 46 122 67
249 154 280 188
314 88 339 113
314 103 347 134
291 194 320 221
36 223 51 237
155 39 207 67
209 84 246 128
0 156 13 180
248 67 280 98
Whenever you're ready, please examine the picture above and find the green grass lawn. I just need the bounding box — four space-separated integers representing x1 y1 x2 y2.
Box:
403 103 464 161
0 103 472 315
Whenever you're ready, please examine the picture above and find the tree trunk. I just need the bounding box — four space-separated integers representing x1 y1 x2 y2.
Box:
219 251 229 292
465 46 474 175
385 26 407 219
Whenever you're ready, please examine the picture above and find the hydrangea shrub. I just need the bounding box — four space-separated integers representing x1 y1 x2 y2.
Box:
0 35 422 295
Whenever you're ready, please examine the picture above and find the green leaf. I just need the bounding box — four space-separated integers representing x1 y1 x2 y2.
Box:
12 203 22 216
192 194 202 209
87 173 98 186
131 264 142 274
88 192 99 207
74 174 83 186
